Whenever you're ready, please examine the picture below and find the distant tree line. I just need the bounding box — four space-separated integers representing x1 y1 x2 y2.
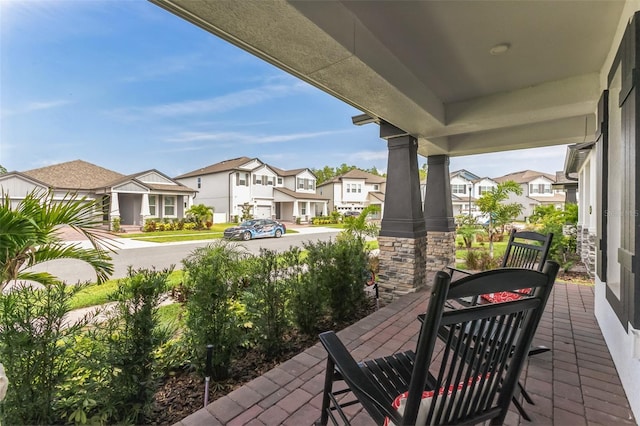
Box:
311 164 385 185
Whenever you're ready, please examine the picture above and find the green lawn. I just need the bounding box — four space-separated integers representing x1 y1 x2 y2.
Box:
69 270 184 310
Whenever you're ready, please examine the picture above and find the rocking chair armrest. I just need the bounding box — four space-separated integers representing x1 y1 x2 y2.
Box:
319 331 401 423
446 266 473 277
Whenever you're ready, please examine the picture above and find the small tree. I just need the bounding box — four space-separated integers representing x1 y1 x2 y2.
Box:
186 204 214 229
475 181 523 257
529 203 579 271
455 215 484 249
240 203 253 221
1 189 114 292
341 205 381 239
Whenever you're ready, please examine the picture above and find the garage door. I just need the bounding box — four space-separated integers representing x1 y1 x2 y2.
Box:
254 205 271 219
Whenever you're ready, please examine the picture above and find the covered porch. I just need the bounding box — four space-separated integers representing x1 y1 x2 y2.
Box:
149 0 640 421
177 280 635 426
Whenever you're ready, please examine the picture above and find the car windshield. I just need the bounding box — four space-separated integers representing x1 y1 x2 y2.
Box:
240 220 258 227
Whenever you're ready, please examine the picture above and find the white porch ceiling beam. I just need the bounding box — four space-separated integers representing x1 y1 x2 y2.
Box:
442 114 597 157
436 73 601 138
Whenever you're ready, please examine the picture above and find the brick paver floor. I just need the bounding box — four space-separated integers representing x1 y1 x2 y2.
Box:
175 281 636 426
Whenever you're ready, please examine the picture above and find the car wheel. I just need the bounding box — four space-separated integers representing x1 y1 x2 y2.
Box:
275 229 282 238
243 231 251 241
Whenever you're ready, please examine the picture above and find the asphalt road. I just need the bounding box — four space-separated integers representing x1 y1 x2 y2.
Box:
30 231 340 283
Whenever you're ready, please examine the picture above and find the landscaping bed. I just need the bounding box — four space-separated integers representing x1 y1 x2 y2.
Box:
148 299 377 424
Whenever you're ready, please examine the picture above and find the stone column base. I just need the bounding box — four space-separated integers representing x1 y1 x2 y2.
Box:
377 235 427 302
426 231 456 273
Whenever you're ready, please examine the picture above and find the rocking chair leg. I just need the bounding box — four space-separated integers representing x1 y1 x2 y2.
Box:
511 395 532 422
519 381 535 405
317 357 336 426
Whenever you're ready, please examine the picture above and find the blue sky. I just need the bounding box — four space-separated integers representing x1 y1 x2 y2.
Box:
0 1 569 179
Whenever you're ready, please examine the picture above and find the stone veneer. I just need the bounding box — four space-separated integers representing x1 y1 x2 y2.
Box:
426 230 456 273
578 226 596 277
376 235 427 301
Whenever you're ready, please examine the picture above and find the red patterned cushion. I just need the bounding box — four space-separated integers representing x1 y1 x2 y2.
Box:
384 375 488 426
481 289 531 303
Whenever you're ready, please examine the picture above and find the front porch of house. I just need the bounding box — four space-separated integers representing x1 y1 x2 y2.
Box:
176 279 635 426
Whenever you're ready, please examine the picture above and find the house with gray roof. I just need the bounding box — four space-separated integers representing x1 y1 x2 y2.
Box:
0 160 196 229
174 157 328 222
494 170 567 221
315 169 386 218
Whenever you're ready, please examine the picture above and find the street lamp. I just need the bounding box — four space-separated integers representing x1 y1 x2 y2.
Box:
468 184 473 220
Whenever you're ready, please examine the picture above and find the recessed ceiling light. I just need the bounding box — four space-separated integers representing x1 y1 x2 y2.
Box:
489 43 510 55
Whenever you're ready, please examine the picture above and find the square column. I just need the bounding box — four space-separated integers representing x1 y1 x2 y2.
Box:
423 155 457 273
376 123 427 301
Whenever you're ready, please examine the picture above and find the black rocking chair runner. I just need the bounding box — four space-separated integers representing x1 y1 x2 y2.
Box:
317 261 559 425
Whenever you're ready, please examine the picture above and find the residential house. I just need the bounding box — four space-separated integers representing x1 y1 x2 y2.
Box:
174 157 328 222
315 169 385 218
494 170 566 221
145 1 640 418
449 169 498 219
421 170 498 220
0 160 196 229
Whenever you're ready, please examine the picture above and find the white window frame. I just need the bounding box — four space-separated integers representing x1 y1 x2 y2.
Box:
451 184 467 194
164 196 176 217
149 195 157 216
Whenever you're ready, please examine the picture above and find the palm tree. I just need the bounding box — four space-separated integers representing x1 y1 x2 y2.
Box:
1 189 114 292
475 181 523 258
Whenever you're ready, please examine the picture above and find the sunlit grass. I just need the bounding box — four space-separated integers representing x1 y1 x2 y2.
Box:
69 270 185 310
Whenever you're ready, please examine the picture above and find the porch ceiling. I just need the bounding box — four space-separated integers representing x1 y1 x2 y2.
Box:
149 0 627 157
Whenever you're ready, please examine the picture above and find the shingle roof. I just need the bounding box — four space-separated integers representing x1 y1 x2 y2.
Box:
320 169 386 185
118 170 195 192
493 170 556 184
274 187 329 200
269 166 311 177
22 160 125 190
174 157 256 179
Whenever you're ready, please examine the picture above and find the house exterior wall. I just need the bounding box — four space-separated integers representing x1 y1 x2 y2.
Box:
293 170 316 194
177 173 231 218
592 5 640 420
316 183 336 213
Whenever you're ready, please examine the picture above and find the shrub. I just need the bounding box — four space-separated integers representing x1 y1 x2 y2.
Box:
303 236 368 323
464 249 501 271
182 241 248 379
144 219 158 232
243 248 301 356
112 216 121 232
99 267 173 424
0 282 90 425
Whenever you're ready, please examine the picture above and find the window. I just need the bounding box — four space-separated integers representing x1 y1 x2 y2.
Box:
197 177 201 189
237 172 248 186
479 185 492 194
298 178 304 189
373 184 379 191
300 203 307 215
451 184 467 194
346 184 351 193
277 177 283 185
357 184 362 193
164 196 175 216
149 195 157 216
529 184 551 194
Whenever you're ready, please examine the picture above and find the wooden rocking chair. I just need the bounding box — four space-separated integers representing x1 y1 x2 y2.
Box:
316 261 559 425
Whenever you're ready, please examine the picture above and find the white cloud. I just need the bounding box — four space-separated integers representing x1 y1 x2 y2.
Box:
110 81 311 120
165 129 350 144
347 150 388 162
1 100 72 117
